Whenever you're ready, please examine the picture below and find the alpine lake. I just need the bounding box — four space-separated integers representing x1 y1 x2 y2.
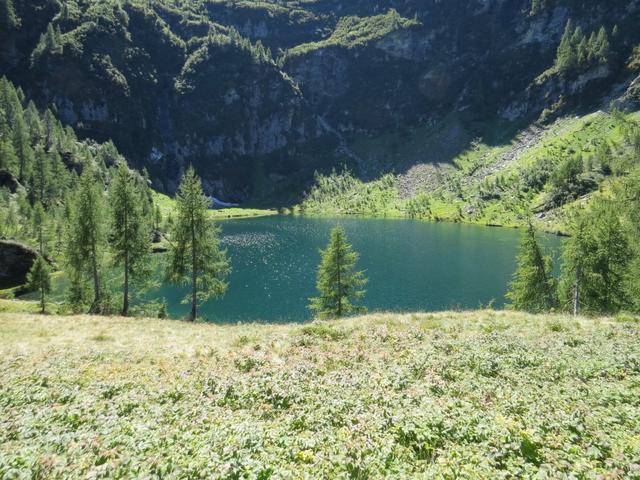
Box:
37 216 563 322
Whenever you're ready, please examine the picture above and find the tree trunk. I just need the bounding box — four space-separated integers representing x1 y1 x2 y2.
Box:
40 288 45 314
190 212 197 322
123 251 129 317
89 240 101 314
122 207 129 317
336 249 342 318
573 264 581 317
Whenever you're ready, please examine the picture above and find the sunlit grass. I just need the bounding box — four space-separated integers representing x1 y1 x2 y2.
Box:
1 311 638 478
153 191 277 221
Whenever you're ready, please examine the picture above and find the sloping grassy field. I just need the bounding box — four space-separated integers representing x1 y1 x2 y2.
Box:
1 312 639 478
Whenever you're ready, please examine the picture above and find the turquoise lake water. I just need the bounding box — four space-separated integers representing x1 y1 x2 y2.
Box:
150 216 561 322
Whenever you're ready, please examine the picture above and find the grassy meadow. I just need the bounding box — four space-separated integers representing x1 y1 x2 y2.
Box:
1 311 639 478
152 192 278 222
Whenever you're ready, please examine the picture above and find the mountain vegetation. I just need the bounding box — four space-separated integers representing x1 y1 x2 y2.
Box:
1 2 640 477
0 0 638 202
1 311 639 478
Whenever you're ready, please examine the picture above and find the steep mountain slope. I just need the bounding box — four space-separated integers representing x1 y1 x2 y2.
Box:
2 0 640 203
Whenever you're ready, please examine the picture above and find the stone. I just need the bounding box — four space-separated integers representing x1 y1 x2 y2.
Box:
0 240 39 289
0 170 21 193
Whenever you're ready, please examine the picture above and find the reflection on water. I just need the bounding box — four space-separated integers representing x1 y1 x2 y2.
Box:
154 216 562 323
33 216 562 323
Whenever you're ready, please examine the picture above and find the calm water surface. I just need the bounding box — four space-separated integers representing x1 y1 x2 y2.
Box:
153 216 561 322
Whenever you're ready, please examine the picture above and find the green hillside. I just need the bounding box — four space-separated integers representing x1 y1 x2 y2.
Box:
300 109 640 234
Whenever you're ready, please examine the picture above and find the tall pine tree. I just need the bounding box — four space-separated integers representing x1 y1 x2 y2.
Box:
0 0 19 31
309 225 368 319
165 167 230 321
559 200 631 314
65 166 107 314
109 163 152 316
27 202 51 314
506 221 556 313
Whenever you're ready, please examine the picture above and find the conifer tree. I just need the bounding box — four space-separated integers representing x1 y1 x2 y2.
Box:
24 101 43 144
595 27 610 62
166 167 230 321
30 146 51 205
0 0 19 31
12 115 33 182
556 20 576 72
65 166 107 314
28 202 51 314
32 201 46 254
0 140 17 172
309 225 368 319
27 257 51 314
109 163 151 316
43 109 59 151
559 201 631 314
506 222 556 312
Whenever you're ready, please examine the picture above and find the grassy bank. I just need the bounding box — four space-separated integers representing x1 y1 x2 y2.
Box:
153 192 278 221
1 311 639 478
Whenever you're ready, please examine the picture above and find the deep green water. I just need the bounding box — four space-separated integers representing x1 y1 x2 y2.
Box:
151 216 561 323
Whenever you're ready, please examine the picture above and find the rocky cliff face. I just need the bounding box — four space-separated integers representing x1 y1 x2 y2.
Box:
3 0 640 202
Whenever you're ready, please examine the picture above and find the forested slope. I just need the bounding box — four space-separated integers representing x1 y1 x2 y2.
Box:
2 0 640 203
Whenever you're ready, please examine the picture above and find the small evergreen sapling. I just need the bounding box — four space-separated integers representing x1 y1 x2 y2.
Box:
309 225 368 319
28 256 51 314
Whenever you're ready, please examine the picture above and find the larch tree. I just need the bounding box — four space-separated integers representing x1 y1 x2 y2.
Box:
28 256 51 314
12 115 33 183
65 166 107 314
506 221 556 313
27 202 51 314
109 162 152 316
309 225 368 319
0 0 19 31
559 200 631 315
30 146 51 205
166 167 230 321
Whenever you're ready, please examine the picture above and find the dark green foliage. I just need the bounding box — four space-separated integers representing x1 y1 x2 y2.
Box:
559 200 631 315
0 0 19 31
309 225 367 319
166 167 230 321
618 170 640 312
12 114 33 182
0 139 17 171
30 22 64 66
109 163 152 316
29 146 51 206
556 21 610 76
27 256 51 314
65 167 107 314
545 154 599 208
506 222 556 313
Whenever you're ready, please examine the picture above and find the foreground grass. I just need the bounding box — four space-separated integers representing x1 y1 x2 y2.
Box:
1 312 639 478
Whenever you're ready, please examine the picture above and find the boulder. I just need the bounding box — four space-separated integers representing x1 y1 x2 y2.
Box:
0 170 21 193
0 240 38 289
